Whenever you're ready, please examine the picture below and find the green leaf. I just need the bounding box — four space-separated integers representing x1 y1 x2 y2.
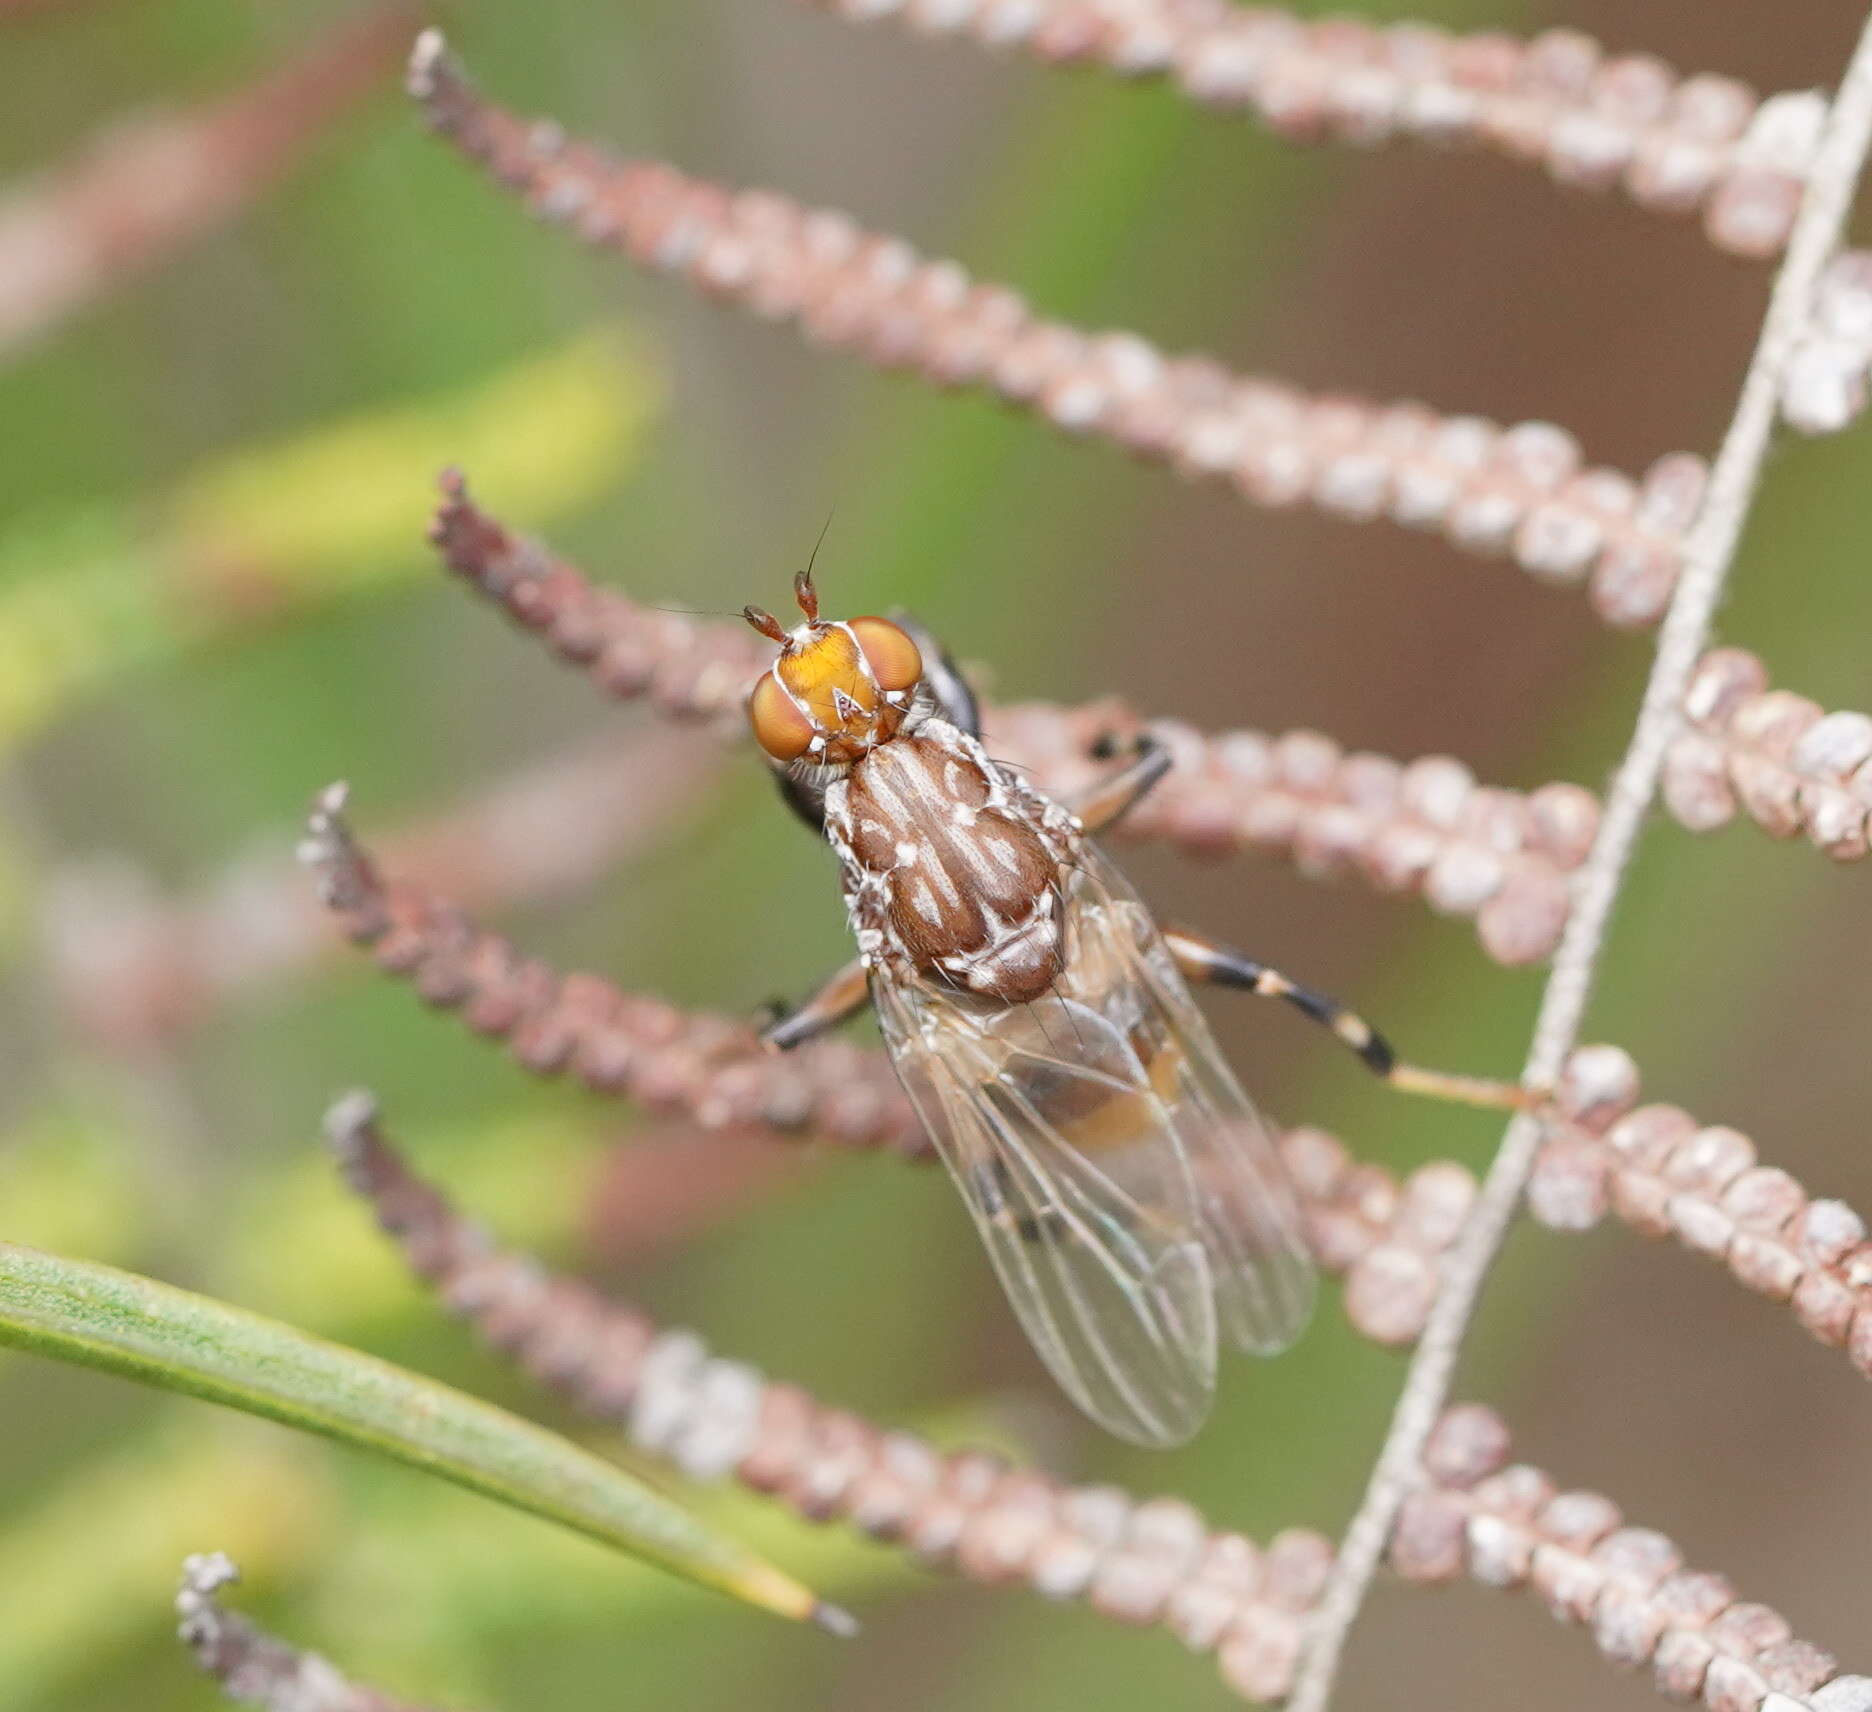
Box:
0 1240 846 1634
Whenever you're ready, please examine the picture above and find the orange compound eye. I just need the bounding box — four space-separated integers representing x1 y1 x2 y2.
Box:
749 672 816 761
848 617 923 695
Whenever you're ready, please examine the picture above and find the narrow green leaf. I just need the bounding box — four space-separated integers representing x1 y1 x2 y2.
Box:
0 1240 847 1634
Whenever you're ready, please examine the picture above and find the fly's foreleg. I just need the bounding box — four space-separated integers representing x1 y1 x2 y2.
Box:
1163 926 1539 1112
1076 731 1172 834
759 956 871 1052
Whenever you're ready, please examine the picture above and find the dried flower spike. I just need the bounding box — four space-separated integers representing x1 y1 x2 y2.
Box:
317 1090 1870 1712
1395 1408 1860 1706
408 32 1702 631
1529 1043 1872 1377
797 3 1826 260
304 798 1866 1700
430 468 772 731
298 783 923 1152
177 1552 439 1712
985 701 1595 965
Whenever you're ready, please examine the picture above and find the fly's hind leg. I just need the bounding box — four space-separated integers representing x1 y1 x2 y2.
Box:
760 957 871 1052
1163 926 1540 1112
1076 731 1172 834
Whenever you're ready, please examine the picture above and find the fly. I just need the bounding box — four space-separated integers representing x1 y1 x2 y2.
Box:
744 569 1533 1447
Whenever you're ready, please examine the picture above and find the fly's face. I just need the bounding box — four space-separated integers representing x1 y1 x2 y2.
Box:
744 570 924 769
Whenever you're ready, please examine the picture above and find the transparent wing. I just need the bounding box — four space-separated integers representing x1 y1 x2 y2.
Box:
1067 846 1319 1355
871 965 1219 1449
871 842 1317 1444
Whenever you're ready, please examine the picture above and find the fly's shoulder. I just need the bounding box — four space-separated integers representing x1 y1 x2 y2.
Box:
917 719 1083 854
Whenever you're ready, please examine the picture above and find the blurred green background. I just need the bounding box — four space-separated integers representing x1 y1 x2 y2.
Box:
4 1 1871 1708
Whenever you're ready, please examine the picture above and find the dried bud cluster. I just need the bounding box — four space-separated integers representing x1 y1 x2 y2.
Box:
1664 648 1872 861
988 700 1598 964
1781 252 1872 433
326 1095 1335 1703
430 470 772 731
408 34 1704 631
1530 1045 1872 1378
298 785 922 1152
176 1552 428 1712
1393 1408 1862 1710
798 3 1825 260
1281 1128 1477 1347
0 6 411 356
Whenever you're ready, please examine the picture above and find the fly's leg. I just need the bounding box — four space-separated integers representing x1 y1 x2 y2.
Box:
1163 926 1540 1112
759 957 871 1052
1077 731 1172 834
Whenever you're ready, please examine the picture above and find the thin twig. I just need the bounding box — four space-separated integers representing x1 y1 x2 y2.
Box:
1289 17 1872 1709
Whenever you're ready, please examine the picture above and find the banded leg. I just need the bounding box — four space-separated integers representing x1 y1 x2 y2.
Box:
1076 732 1171 834
1163 926 1537 1112
760 956 870 1052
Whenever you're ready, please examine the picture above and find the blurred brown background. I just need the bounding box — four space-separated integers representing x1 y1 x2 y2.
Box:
2 1 1870 1707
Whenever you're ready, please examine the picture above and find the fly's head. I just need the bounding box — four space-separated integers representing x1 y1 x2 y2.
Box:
744 569 924 769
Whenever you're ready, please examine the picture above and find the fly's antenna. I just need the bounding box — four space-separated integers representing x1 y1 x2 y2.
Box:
794 506 835 619
743 604 789 644
649 601 752 620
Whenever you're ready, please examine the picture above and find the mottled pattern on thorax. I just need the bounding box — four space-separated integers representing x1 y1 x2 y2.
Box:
824 722 1078 1005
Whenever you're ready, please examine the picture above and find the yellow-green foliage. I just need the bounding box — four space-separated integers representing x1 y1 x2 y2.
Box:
0 326 660 753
